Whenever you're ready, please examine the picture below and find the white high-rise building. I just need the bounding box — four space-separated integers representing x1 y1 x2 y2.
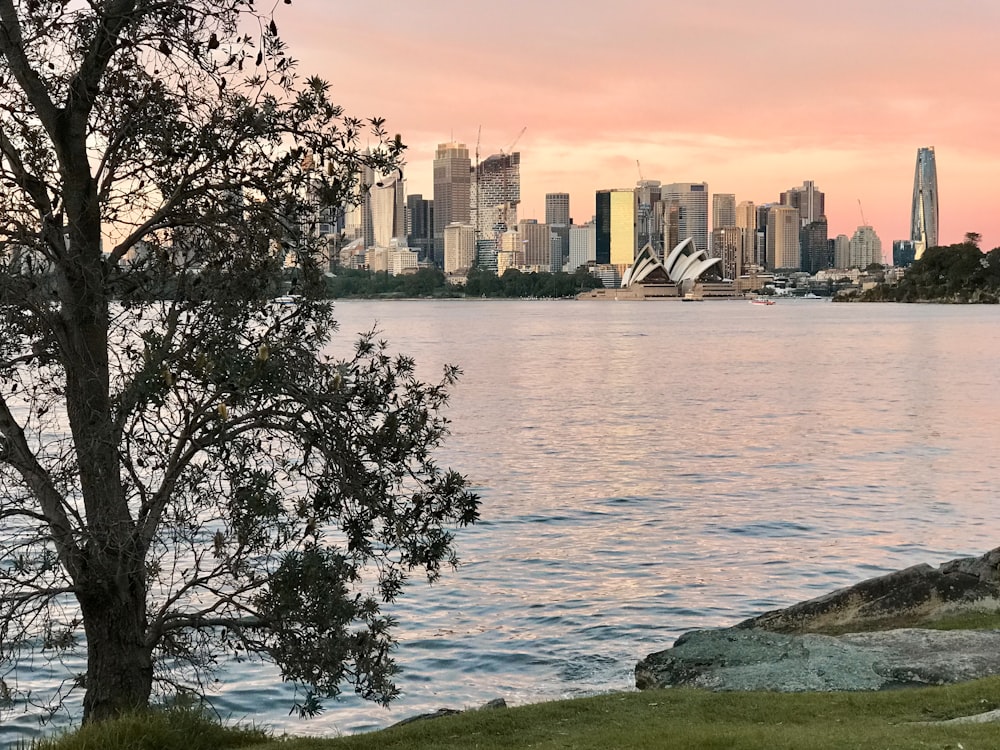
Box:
368 169 405 248
849 226 883 269
567 224 596 272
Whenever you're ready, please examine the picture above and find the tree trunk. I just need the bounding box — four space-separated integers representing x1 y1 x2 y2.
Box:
78 559 153 722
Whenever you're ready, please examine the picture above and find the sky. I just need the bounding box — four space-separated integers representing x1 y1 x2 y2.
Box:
280 0 1000 254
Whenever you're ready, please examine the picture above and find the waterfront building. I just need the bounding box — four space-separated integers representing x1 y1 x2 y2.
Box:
711 227 744 280
595 189 638 268
767 205 800 271
518 220 552 269
432 142 471 265
545 192 571 226
567 223 596 272
406 194 434 261
443 222 476 274
911 146 939 258
662 182 709 255
893 239 918 268
472 151 520 247
781 180 825 226
849 225 883 268
800 217 830 274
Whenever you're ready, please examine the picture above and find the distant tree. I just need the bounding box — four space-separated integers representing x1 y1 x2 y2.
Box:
965 232 983 248
0 0 477 725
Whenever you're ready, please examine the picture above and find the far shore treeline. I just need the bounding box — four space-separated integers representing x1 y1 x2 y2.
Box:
322 266 604 299
856 237 1000 303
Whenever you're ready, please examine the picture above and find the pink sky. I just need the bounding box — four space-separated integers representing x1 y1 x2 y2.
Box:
281 0 1000 255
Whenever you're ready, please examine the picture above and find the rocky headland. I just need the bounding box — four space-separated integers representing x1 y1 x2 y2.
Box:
636 547 1000 693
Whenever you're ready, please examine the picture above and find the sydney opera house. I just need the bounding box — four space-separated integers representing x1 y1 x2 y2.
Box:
579 238 730 300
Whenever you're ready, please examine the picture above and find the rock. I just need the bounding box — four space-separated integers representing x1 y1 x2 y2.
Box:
389 697 507 727
636 627 1000 692
736 547 1000 634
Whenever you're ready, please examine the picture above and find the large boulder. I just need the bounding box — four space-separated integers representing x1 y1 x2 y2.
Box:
636 548 1000 693
736 547 1000 634
635 627 1000 692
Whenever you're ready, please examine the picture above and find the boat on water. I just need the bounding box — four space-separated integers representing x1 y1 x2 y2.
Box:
749 297 775 306
682 291 704 302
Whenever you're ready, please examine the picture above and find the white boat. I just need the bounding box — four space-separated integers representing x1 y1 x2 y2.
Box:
749 297 775 306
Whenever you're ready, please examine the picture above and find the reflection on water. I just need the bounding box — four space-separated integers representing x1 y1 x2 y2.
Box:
5 300 1000 741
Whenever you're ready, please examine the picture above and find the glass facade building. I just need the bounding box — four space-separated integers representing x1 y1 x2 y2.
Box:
911 146 939 258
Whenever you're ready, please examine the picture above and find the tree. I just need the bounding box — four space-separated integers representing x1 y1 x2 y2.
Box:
0 0 478 725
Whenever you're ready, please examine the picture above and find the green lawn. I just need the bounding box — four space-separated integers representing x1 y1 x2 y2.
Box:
31 678 1000 750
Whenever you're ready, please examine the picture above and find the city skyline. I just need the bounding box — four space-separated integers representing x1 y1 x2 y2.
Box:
281 1 999 252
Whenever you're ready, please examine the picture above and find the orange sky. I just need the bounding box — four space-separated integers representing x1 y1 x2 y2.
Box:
282 0 1000 254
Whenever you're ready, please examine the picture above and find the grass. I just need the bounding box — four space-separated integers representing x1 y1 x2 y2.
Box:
28 679 1000 750
28 609 1000 749
25 705 269 750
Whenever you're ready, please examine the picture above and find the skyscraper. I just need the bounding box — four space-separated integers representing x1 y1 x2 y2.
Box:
767 205 800 271
662 183 709 254
368 168 405 248
432 142 471 265
406 194 434 261
471 152 520 243
911 146 939 258
736 201 757 271
780 180 825 226
545 193 571 226
712 194 736 231
595 189 637 267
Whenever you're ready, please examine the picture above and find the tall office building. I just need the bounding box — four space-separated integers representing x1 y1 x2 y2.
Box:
767 205 800 271
662 183 709 254
635 181 662 254
518 220 552 269
833 234 851 268
432 142 471 265
595 189 638 267
472 152 520 244
911 146 939 258
780 180 825 226
406 194 434 261
545 193 571 226
711 226 744 280
712 194 737 230
800 217 829 274
736 200 758 271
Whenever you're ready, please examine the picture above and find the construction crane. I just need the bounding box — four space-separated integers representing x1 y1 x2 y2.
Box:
474 125 482 241
857 198 868 228
501 126 526 156
636 159 644 182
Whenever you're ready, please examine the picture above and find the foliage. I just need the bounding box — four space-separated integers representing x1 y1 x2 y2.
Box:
324 268 456 298
463 267 603 298
28 705 268 750
0 0 478 726
860 238 1000 302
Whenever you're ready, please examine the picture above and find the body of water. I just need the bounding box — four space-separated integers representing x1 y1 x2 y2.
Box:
5 299 1000 741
